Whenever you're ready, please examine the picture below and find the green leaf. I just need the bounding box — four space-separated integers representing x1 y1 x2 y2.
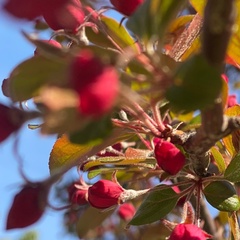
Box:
69 115 113 145
223 106 240 157
6 56 68 102
126 0 187 44
76 207 115 238
49 135 92 175
210 147 226 173
100 15 139 53
204 181 240 212
129 187 179 225
224 153 240 182
49 129 134 174
166 54 222 112
85 27 116 49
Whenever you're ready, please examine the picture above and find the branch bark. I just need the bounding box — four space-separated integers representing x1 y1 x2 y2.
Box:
181 0 236 176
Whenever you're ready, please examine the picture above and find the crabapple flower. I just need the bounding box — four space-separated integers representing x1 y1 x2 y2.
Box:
68 181 89 205
169 224 212 240
34 39 62 56
69 50 119 118
3 0 43 20
110 0 144 16
42 0 85 32
88 179 149 209
118 203 136 221
3 0 85 33
227 94 238 108
154 140 186 175
88 180 124 209
6 182 48 229
0 104 25 142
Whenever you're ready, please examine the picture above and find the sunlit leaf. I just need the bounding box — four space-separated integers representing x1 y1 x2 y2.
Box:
210 147 226 173
204 181 240 212
223 105 240 157
166 54 222 112
76 207 115 238
6 56 68 102
129 187 179 225
127 0 187 45
228 212 240 240
224 153 240 182
49 135 92 174
100 15 139 53
85 27 116 49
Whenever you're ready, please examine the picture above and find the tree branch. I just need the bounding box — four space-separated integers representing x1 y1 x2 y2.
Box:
179 0 236 176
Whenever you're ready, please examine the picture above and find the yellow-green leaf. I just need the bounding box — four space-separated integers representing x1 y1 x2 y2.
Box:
49 135 92 175
210 146 226 173
223 105 240 156
127 0 187 45
100 15 139 53
6 56 68 102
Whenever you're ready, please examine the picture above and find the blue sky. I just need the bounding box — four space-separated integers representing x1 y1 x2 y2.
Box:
0 10 80 240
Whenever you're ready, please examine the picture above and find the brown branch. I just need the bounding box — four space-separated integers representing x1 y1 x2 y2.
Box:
178 0 236 176
168 13 203 61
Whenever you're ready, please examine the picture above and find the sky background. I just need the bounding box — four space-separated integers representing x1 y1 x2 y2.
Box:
0 9 80 240
1 2 238 240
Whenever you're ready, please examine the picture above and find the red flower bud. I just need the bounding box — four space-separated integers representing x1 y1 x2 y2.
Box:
221 74 228 83
227 94 238 108
110 0 143 16
172 186 187 207
69 50 119 118
68 182 88 205
42 0 85 32
6 183 48 229
88 180 124 209
34 39 62 56
169 224 212 240
3 0 43 20
0 104 25 142
118 203 135 221
154 141 185 175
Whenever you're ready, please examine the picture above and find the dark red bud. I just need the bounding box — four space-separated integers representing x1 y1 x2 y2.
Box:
172 186 187 207
6 183 48 229
0 104 25 142
154 141 186 175
169 224 212 240
110 0 143 16
69 50 119 118
68 182 88 205
3 0 43 20
227 94 238 108
88 180 124 209
34 39 62 55
221 74 228 83
117 203 135 221
42 0 85 32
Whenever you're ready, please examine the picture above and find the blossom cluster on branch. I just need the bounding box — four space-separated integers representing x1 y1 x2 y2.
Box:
1 0 240 239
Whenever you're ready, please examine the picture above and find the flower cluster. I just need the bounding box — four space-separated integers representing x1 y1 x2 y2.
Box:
69 50 119 118
4 0 85 32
